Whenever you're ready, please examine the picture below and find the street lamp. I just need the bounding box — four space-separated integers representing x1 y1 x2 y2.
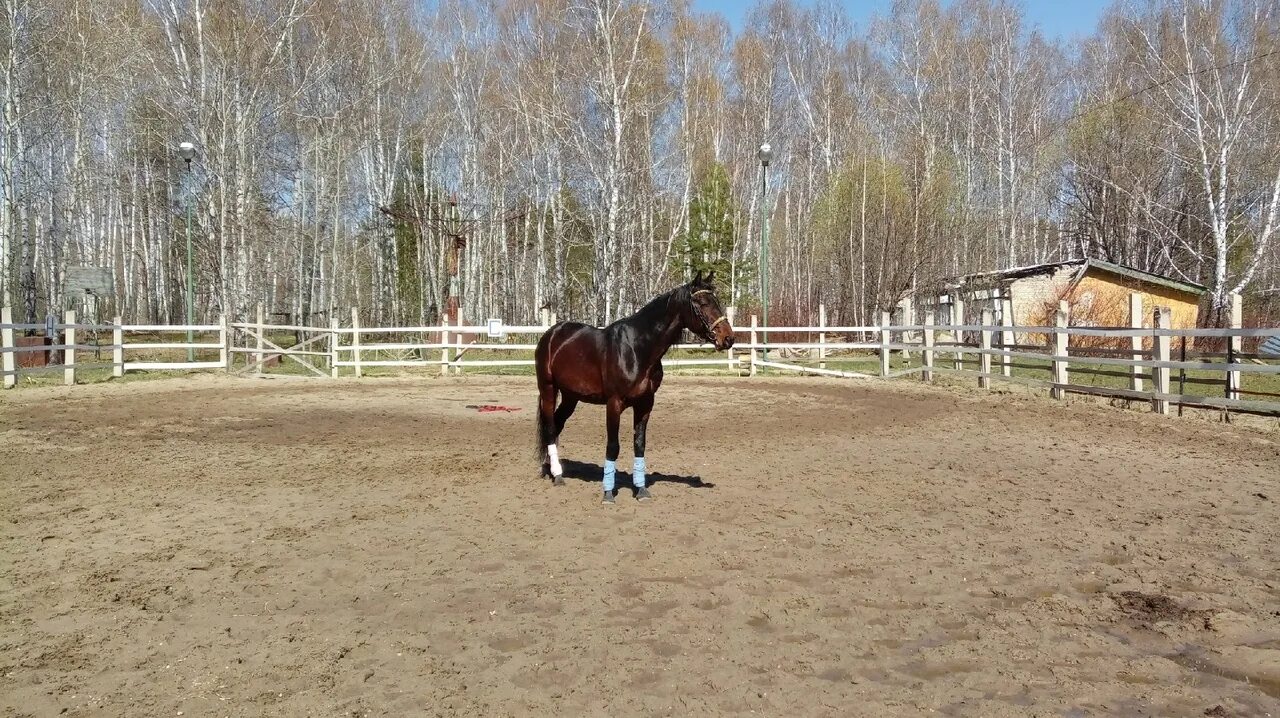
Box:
178 142 196 361
757 142 772 352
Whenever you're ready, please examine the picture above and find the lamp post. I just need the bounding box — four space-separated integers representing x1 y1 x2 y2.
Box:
757 142 772 352
178 142 196 361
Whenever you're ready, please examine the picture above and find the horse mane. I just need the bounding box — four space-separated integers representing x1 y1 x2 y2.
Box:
611 282 691 328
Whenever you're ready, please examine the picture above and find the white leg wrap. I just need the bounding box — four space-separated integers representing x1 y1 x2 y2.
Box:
547 445 563 476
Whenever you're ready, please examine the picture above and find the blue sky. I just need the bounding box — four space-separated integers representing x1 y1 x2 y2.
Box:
691 0 1114 41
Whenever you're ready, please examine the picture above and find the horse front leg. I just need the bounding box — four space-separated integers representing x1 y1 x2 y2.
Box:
601 398 622 505
632 393 654 501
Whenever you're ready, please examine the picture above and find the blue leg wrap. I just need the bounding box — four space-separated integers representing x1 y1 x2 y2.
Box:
602 459 616 492
633 457 646 488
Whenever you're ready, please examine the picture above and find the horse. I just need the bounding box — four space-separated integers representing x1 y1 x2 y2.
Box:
535 271 736 504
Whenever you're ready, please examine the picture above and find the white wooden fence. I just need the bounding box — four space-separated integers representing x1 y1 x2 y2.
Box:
3 296 1278 416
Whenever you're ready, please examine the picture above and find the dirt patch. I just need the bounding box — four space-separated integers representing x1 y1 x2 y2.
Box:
2 374 1279 716
1112 591 1213 630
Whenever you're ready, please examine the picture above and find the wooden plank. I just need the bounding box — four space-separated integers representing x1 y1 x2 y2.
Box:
228 347 331 357
1000 296 1013 378
880 311 891 377
912 323 1280 338
121 324 220 332
756 360 875 379
722 306 736 370
255 303 265 376
1153 306 1172 415
229 322 329 333
113 316 124 378
818 304 826 370
329 316 340 379
1129 293 1143 392
951 298 964 371
1 307 14 389
1051 301 1068 400
334 359 443 367
234 327 330 377
923 313 935 382
1228 293 1242 401
948 345 1280 374
979 309 993 390
64 310 76 386
454 309 464 376
125 342 224 350
351 307 363 378
220 314 230 371
440 314 450 377
125 361 224 371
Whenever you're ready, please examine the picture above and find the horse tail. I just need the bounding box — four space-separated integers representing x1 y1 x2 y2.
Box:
536 403 551 463
534 325 555 464
535 406 545 460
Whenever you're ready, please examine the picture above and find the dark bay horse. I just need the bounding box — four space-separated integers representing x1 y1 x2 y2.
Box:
535 271 735 504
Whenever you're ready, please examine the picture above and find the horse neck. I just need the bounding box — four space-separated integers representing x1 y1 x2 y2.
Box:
626 290 686 368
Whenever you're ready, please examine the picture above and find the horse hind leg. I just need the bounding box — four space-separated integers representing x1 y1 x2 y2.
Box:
537 382 561 483
545 395 578 486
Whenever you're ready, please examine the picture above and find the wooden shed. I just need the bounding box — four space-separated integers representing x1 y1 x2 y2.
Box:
918 259 1205 329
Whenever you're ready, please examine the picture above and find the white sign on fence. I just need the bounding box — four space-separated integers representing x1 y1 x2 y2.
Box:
487 319 504 338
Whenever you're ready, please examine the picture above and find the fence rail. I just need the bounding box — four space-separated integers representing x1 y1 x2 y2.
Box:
3 294 1278 417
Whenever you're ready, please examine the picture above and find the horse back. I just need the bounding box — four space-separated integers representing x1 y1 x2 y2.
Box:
536 322 608 402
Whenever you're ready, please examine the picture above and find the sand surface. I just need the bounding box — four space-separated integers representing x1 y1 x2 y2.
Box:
2 374 1279 716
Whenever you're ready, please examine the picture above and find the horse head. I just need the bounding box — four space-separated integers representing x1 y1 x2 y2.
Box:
683 270 735 351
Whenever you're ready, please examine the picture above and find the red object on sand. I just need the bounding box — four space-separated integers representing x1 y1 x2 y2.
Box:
465 405 522 413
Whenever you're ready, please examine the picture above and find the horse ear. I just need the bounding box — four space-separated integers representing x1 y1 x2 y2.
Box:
692 269 703 284
706 270 716 284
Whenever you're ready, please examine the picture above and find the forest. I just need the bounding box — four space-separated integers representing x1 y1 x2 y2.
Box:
1 0 1278 327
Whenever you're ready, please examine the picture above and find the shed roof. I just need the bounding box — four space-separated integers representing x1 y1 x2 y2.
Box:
945 258 1205 296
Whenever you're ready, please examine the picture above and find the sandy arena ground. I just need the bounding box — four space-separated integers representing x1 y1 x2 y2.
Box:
2 373 1279 716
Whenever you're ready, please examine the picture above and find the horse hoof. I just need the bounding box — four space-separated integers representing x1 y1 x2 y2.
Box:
636 487 652 502
552 475 565 487
601 491 615 505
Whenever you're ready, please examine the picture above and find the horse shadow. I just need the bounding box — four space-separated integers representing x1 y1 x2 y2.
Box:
552 459 715 492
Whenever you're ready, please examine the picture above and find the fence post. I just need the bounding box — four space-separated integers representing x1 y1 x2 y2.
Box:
351 307 363 378
749 314 758 376
1129 293 1143 392
922 312 935 382
818 304 826 370
979 309 993 389
1227 292 1242 401
440 313 450 376
1051 300 1068 400
540 307 549 328
112 315 124 378
879 310 891 377
1 307 14 389
952 297 965 371
329 316 340 379
454 310 464 376
1000 296 1014 378
63 309 76 386
899 295 913 359
254 303 265 376
726 306 737 371
219 314 230 370
1153 306 1171 415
